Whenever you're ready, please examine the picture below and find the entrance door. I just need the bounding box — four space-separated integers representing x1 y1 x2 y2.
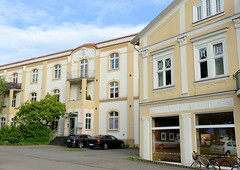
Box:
69 117 75 135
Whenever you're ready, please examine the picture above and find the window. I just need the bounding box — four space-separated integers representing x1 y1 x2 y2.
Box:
152 116 181 163
80 59 88 78
79 87 82 100
110 82 119 99
51 121 58 131
53 89 60 101
109 111 118 130
32 69 38 83
1 117 6 126
31 92 37 101
54 64 61 79
110 53 119 70
155 57 172 88
85 113 92 130
13 73 18 83
193 0 224 22
12 94 16 107
195 40 226 81
195 112 236 167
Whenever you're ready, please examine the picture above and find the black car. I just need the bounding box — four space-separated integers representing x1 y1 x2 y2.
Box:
65 134 92 148
88 135 124 150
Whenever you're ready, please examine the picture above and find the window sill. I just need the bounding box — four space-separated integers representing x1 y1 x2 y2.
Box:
192 12 225 27
153 85 175 92
194 75 230 84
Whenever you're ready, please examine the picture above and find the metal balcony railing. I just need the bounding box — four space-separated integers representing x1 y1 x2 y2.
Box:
7 82 22 90
67 70 95 80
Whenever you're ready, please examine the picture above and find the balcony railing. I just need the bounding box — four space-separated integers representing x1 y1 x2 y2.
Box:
7 82 22 90
67 70 95 80
234 70 240 95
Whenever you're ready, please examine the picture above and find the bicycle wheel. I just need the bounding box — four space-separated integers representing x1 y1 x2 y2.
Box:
191 161 202 168
232 165 240 170
207 161 221 170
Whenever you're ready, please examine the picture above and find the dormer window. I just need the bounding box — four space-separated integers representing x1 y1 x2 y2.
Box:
193 0 224 22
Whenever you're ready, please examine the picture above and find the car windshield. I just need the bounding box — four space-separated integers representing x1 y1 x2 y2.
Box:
68 135 77 139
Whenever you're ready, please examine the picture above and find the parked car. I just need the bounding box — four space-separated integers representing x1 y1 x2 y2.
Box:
210 140 237 156
65 134 92 148
88 135 124 150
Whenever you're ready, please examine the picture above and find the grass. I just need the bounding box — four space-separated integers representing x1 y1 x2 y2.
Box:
65 148 86 152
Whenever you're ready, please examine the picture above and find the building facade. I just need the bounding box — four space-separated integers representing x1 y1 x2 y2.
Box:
0 34 139 146
131 0 240 167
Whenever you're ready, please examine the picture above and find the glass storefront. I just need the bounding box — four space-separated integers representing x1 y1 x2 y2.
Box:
152 116 181 163
195 112 237 167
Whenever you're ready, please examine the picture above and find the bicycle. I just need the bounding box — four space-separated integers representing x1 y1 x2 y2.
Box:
231 156 240 170
191 151 221 169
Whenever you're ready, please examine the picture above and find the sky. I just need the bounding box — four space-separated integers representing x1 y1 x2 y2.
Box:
0 0 174 66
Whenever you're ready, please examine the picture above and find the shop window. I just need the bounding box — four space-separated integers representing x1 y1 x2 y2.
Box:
195 112 237 167
152 116 181 163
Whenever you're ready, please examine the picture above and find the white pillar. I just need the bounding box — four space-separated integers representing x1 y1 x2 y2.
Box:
142 116 150 160
178 37 188 97
181 113 193 166
233 18 240 69
141 50 148 102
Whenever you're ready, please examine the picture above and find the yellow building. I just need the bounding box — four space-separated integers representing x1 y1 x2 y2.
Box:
131 0 240 167
0 34 139 146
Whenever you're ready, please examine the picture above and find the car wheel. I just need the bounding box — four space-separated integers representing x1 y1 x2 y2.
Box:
103 143 108 150
120 143 124 149
226 151 231 156
78 142 84 148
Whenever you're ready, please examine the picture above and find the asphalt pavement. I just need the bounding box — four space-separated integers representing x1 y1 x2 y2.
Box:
0 145 191 170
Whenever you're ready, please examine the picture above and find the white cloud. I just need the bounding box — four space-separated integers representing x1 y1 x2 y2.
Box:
0 23 146 65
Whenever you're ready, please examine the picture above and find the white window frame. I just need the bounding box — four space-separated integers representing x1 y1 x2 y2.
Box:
109 111 118 130
1 117 6 126
110 53 119 70
193 0 224 22
13 73 18 83
54 64 61 79
80 59 88 78
31 92 37 101
153 49 174 89
53 89 60 101
193 33 228 81
32 69 38 83
85 113 92 130
109 82 119 99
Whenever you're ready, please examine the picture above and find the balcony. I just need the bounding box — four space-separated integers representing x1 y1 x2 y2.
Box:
7 82 22 91
67 70 95 83
234 70 240 96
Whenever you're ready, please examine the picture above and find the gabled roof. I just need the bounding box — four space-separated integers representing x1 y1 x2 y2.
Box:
131 0 179 45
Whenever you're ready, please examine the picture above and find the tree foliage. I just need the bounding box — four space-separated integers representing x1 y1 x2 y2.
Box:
14 93 66 127
0 77 7 113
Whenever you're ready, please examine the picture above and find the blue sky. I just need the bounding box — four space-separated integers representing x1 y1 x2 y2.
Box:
0 0 174 65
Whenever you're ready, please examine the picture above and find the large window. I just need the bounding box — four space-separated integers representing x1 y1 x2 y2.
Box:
12 94 16 107
154 56 173 88
54 64 61 79
152 116 181 163
31 92 37 101
32 69 38 83
110 82 119 99
85 113 92 130
195 112 237 167
80 59 88 78
53 89 60 101
13 73 18 83
1 117 6 126
193 0 224 22
110 53 119 70
109 111 118 130
194 35 227 81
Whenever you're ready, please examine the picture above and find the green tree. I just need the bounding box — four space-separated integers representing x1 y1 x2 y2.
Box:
14 93 66 127
0 77 7 113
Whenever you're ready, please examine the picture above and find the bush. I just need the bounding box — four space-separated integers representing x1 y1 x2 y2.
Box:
0 123 53 145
